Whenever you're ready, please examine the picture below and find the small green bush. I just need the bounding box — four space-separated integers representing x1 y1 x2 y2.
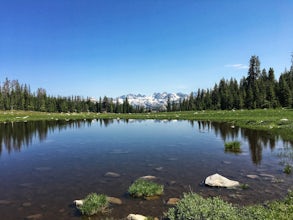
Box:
165 191 293 220
78 193 109 216
165 192 239 220
225 141 241 153
128 179 164 198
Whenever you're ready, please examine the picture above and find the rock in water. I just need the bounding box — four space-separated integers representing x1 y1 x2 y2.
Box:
107 196 122 205
127 214 147 220
139 175 156 180
73 199 83 206
205 173 240 188
104 172 121 177
166 198 180 205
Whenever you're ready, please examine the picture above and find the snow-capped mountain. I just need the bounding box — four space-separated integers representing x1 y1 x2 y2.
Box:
117 92 188 110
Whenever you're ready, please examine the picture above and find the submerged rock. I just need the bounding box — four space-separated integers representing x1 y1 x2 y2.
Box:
205 173 240 188
104 172 121 178
107 196 122 205
25 213 42 220
0 200 11 205
154 167 163 171
127 214 147 220
246 174 259 179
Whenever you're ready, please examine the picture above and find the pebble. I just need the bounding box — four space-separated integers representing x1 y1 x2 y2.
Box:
246 174 259 179
22 202 31 207
25 213 42 220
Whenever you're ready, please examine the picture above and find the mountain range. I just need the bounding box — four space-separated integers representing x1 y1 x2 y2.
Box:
117 92 188 110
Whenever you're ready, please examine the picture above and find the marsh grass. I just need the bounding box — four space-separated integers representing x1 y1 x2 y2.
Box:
224 141 241 153
77 193 109 216
128 179 164 198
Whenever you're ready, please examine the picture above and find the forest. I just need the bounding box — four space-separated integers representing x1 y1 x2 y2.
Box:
1 55 293 113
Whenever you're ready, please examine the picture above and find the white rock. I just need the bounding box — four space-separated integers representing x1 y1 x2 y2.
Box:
73 199 83 206
280 118 288 121
127 214 147 220
205 173 240 188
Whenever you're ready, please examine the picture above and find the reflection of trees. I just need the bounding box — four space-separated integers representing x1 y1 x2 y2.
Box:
0 119 114 156
196 121 289 165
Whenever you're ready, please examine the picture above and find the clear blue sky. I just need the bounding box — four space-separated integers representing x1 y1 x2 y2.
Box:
1 0 292 98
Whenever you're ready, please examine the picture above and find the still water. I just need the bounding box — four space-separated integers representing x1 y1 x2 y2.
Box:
0 119 292 219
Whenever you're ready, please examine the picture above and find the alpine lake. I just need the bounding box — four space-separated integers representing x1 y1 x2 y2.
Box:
0 119 292 219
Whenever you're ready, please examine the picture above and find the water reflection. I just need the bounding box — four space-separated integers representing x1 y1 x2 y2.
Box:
0 119 291 165
195 121 291 164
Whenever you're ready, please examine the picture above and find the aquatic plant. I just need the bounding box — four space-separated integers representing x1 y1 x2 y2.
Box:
224 141 241 153
283 164 292 174
77 193 109 216
128 179 164 198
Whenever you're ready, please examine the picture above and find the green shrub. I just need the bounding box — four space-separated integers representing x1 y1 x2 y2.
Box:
78 193 109 216
224 141 241 153
165 191 293 220
165 192 239 220
283 163 292 174
128 179 164 198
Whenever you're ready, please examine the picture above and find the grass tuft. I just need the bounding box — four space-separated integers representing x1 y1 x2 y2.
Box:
77 193 109 216
224 141 241 153
128 179 164 198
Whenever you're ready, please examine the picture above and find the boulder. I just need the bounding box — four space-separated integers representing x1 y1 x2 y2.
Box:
127 214 147 220
205 173 240 188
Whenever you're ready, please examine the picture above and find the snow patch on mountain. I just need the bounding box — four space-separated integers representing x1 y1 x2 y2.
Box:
117 92 188 109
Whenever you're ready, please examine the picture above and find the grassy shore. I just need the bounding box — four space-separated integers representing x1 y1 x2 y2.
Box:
1 109 293 140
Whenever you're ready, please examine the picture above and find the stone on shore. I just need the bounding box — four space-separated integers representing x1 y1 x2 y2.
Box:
205 173 240 188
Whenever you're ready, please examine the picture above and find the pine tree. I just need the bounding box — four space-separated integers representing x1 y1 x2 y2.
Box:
278 74 292 107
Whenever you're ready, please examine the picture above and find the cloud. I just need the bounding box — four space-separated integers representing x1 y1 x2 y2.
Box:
225 64 249 69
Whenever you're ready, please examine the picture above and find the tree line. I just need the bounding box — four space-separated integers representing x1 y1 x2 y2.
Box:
167 55 293 111
0 79 142 113
1 55 292 113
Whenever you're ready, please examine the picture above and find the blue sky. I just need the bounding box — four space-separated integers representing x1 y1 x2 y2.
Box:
1 0 293 98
